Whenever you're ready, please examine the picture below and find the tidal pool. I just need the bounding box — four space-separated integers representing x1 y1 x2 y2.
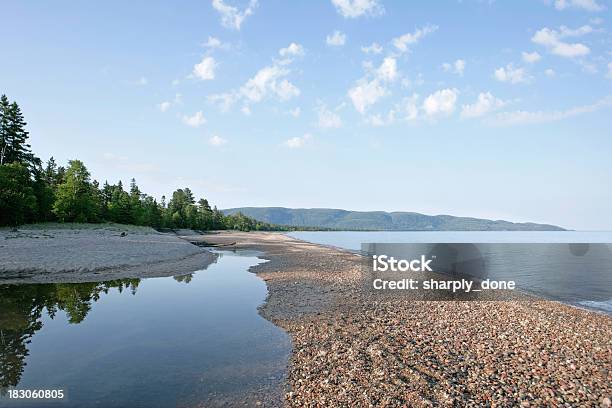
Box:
0 250 291 407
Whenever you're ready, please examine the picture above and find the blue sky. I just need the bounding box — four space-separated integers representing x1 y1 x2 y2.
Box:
1 0 611 230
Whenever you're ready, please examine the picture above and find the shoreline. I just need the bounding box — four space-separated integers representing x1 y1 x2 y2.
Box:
198 231 612 407
0 223 218 283
1 227 610 406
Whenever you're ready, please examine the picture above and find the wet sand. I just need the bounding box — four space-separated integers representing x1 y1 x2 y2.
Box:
198 231 612 407
0 223 217 283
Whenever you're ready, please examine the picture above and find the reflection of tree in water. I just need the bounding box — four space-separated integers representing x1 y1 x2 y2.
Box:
173 274 194 284
0 279 140 394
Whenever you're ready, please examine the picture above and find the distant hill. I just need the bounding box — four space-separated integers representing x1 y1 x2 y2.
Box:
222 207 565 231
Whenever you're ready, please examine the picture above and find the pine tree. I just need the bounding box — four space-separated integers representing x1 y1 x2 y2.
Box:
0 96 35 167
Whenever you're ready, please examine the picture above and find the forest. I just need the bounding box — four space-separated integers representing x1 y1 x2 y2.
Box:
0 94 280 231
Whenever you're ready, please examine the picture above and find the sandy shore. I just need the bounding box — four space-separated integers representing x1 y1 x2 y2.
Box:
0 223 217 283
198 231 612 407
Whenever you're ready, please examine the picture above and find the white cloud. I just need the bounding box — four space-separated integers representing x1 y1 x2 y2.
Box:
289 107 301 117
240 64 299 103
347 57 399 114
207 92 237 112
554 0 604 12
376 57 398 82
209 135 227 146
442 59 465 76
202 36 225 49
489 95 612 126
395 94 420 121
326 30 347 46
331 0 384 18
422 88 459 117
494 64 530 84
607 62 612 79
348 79 387 114
274 79 301 101
522 51 542 63
212 0 258 30
461 92 506 118
361 42 383 54
545 68 556 76
209 44 302 113
392 25 438 53
317 104 343 128
158 93 182 113
158 101 171 112
285 133 311 149
183 111 207 127
531 25 592 58
279 42 305 57
193 56 217 80
366 94 420 126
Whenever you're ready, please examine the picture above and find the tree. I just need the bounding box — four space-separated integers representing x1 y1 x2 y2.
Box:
53 160 98 222
0 163 37 226
32 163 55 221
0 96 35 168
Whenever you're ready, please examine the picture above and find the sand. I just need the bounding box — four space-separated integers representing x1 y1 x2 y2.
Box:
0 223 217 283
198 231 612 408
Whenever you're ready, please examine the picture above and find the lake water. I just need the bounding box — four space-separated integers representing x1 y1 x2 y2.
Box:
0 250 290 408
289 231 612 314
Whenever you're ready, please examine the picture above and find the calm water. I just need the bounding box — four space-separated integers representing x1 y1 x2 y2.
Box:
289 231 612 313
0 250 290 408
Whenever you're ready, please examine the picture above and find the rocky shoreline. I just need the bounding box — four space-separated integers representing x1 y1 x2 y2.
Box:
198 231 611 407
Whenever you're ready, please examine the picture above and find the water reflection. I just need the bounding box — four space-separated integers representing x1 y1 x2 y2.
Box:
0 279 141 394
0 251 290 408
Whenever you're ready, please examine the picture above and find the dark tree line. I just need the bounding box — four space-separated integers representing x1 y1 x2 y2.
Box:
0 94 281 231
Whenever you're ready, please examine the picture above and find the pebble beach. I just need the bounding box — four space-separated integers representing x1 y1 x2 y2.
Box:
200 231 612 407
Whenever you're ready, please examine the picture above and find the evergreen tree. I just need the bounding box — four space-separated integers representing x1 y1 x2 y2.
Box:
0 163 37 226
53 160 98 222
0 96 35 167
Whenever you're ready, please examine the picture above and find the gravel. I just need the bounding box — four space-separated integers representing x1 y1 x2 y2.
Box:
200 231 612 407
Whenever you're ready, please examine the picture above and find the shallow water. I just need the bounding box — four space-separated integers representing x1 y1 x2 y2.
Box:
0 250 290 407
289 231 612 314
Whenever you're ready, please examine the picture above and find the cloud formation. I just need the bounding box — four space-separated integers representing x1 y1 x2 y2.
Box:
331 0 384 18
553 0 604 12
212 0 258 30
317 104 343 128
392 25 438 53
442 59 465 76
461 92 506 118
193 56 217 80
532 25 593 58
209 135 227 146
326 31 347 46
183 111 206 127
285 133 312 148
208 43 303 113
489 95 612 126
522 51 542 63
494 64 530 84
422 88 459 117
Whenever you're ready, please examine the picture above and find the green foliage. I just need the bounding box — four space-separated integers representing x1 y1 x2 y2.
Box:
0 95 37 168
53 160 99 222
0 163 37 226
